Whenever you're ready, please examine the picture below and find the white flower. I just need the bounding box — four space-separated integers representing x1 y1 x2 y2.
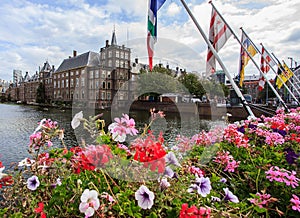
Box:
71 111 83 129
33 118 46 134
79 189 100 217
135 185 155 210
18 158 35 167
0 167 7 179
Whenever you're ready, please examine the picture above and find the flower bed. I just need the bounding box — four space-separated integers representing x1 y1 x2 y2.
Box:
0 108 299 217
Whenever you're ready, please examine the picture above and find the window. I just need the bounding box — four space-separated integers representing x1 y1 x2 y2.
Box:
76 78 79 87
116 60 119 67
107 71 111 78
108 60 112 67
66 79 69 88
81 90 85 99
54 81 57 88
71 71 74 76
76 70 79 75
61 80 64 88
120 52 124 59
81 69 85 74
66 72 69 77
71 79 74 87
95 70 99 78
81 78 85 87
108 51 112 58
89 71 93 79
116 50 119 58
90 81 93 89
57 81 60 88
102 82 106 89
96 81 99 88
124 52 128 59
101 92 106 100
101 70 106 78
107 82 111 89
107 92 111 100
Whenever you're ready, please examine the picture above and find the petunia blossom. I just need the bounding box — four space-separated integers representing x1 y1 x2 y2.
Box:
71 111 83 129
223 187 239 203
188 176 212 197
79 189 100 217
27 175 40 191
135 185 155 209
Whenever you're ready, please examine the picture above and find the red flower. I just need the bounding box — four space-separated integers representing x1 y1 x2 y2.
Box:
179 203 199 218
132 132 167 173
35 202 46 218
179 204 211 218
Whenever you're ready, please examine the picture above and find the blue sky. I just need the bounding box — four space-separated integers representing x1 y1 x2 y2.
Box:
0 0 299 81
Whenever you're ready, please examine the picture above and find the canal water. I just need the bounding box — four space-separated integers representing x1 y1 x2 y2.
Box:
0 103 225 167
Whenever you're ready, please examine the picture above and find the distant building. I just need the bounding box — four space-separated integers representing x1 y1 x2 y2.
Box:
52 30 131 108
13 70 22 85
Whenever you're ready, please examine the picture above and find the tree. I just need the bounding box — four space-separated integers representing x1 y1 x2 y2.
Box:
36 82 45 103
178 73 205 98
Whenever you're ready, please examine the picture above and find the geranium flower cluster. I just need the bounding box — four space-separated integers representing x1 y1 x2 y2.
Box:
132 131 167 173
0 161 13 189
179 203 211 218
265 166 299 188
214 151 240 172
249 192 277 209
29 118 63 152
224 124 250 148
108 113 138 142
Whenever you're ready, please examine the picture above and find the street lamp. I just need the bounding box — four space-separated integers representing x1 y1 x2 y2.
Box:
288 57 293 68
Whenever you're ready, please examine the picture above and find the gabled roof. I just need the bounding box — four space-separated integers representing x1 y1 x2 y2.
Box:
40 61 52 72
55 51 100 73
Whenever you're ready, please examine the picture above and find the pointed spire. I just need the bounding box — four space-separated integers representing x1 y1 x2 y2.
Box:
111 25 117 45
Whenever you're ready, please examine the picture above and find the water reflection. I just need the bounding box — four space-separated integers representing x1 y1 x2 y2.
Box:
0 103 225 167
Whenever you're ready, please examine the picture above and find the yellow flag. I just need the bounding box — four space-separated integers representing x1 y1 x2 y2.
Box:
276 63 294 89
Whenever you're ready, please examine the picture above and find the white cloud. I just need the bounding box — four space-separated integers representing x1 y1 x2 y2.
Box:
0 0 299 82
167 2 181 16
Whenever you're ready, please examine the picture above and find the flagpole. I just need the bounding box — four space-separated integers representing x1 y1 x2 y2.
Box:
261 44 300 101
253 43 300 105
178 0 255 117
209 1 288 111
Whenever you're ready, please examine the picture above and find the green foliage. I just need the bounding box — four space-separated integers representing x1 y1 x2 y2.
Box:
36 82 46 103
178 73 205 98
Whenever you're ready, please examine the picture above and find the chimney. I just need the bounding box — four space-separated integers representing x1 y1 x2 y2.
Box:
106 40 109 47
166 64 169 69
52 65 55 72
73 50 77 57
176 66 179 72
135 58 138 64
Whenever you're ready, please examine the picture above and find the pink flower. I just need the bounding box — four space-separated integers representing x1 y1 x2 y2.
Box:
266 166 299 188
290 194 300 212
108 114 138 142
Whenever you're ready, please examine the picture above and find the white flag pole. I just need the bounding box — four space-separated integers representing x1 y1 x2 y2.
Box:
209 1 288 111
179 0 255 117
242 36 300 105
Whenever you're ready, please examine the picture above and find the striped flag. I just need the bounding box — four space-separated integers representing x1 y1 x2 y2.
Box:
206 7 232 74
147 0 166 70
258 46 276 91
238 32 257 87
